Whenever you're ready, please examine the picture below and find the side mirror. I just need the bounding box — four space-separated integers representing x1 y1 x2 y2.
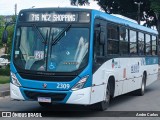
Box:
100 32 105 45
2 30 8 44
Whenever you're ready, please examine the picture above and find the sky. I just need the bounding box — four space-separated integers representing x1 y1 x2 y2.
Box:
0 0 101 15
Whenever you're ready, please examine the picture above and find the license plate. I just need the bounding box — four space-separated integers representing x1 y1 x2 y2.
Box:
38 97 51 103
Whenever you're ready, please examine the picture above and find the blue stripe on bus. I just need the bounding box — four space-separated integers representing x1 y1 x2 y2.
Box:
145 57 158 65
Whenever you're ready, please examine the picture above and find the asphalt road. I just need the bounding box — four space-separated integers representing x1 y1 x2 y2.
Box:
0 78 160 120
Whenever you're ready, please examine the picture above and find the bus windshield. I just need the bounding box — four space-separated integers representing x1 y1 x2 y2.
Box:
13 25 89 72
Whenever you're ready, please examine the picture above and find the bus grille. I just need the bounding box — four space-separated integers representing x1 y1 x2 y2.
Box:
19 72 76 82
24 90 67 101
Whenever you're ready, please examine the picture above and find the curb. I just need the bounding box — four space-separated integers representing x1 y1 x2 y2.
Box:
0 90 10 97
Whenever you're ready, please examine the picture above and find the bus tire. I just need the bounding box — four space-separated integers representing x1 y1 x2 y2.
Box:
92 83 111 111
136 74 146 96
38 102 52 107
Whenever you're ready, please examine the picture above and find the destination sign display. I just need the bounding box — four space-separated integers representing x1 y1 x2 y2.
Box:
29 13 77 22
19 11 90 23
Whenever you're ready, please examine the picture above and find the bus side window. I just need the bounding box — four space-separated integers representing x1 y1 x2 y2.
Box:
119 27 129 55
94 30 104 58
107 23 119 55
129 30 137 55
138 32 145 55
152 36 157 55
145 34 151 55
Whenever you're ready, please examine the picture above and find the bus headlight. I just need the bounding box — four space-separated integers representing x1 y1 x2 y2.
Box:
11 72 21 87
71 75 89 91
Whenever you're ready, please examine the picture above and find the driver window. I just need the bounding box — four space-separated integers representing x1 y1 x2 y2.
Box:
93 28 104 61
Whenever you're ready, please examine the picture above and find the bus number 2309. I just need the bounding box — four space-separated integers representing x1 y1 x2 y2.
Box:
57 83 70 89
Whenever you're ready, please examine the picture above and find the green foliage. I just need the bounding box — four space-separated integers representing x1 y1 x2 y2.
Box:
96 0 160 36
6 25 14 54
0 16 5 27
71 0 89 6
0 16 5 48
149 0 160 37
0 76 10 84
97 0 151 20
0 65 10 76
12 15 17 23
0 15 15 54
150 0 160 13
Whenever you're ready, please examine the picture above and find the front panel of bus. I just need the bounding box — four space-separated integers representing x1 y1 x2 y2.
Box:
10 9 93 105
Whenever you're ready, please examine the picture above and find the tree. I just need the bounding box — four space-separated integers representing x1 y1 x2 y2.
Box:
70 0 77 5
0 15 15 54
0 16 5 48
6 25 14 54
70 0 90 6
96 0 151 20
150 0 160 38
96 0 160 34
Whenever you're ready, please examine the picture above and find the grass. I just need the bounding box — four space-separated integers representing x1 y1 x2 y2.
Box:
0 76 10 84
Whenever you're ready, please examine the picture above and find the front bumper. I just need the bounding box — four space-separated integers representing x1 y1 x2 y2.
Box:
10 83 91 105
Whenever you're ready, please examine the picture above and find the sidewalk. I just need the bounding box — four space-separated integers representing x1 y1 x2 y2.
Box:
0 83 10 97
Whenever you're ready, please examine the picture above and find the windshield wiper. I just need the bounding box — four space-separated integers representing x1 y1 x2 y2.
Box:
51 24 71 46
33 25 47 44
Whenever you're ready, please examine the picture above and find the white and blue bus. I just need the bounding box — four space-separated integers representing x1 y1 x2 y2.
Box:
4 8 158 110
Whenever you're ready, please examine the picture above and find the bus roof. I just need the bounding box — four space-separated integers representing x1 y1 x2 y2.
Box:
19 7 158 35
19 7 92 13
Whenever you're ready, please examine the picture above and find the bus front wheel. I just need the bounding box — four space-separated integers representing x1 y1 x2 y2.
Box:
93 83 111 111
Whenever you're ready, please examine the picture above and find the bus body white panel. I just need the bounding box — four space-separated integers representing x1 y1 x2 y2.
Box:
90 84 106 104
92 67 113 86
114 81 123 96
66 87 91 105
92 60 115 86
92 57 158 100
10 83 25 100
145 64 158 86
